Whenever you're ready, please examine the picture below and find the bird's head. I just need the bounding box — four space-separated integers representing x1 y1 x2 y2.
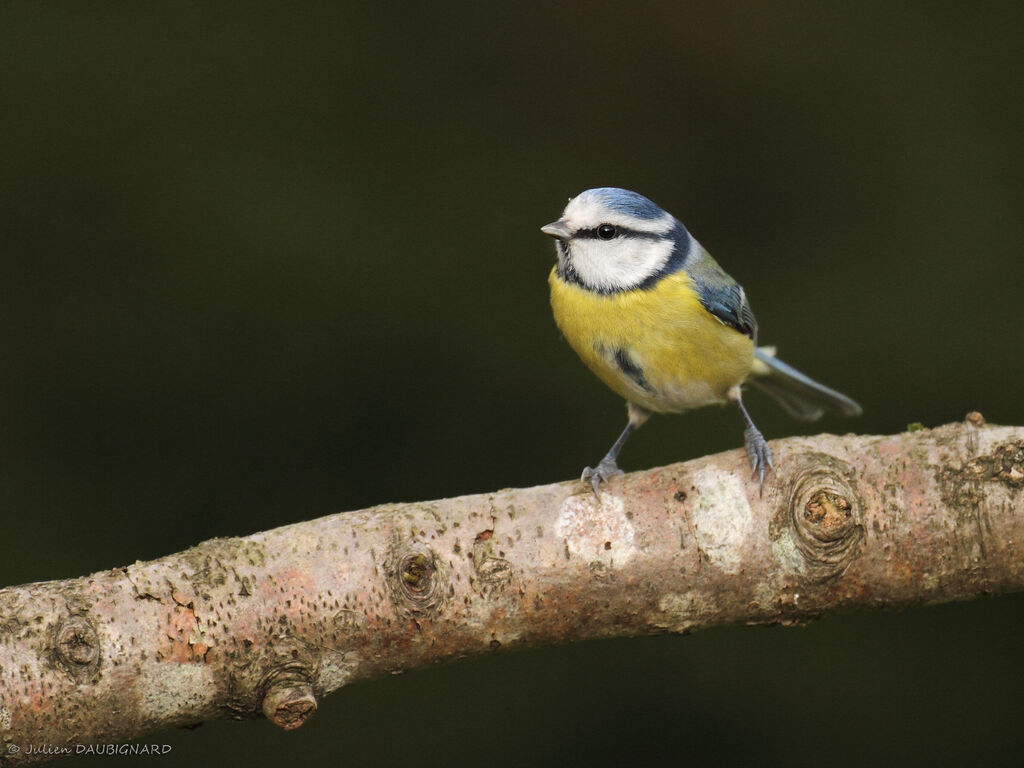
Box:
541 187 691 293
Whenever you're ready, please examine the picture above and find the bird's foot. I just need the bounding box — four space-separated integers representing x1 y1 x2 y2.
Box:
744 426 774 495
581 458 623 496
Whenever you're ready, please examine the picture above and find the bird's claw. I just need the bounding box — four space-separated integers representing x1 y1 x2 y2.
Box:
581 458 623 496
744 426 774 495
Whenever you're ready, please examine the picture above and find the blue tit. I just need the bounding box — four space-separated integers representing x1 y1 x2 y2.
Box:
542 187 861 494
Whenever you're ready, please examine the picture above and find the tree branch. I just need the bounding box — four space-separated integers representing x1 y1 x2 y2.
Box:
2 415 1022 764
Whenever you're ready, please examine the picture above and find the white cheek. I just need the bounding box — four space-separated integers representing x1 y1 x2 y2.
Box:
571 238 673 291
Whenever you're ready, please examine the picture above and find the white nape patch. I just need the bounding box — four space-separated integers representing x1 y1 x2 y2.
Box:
138 663 215 721
689 467 753 574
556 493 637 566
569 236 675 293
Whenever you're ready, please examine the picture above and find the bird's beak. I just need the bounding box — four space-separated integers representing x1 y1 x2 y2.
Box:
540 220 572 240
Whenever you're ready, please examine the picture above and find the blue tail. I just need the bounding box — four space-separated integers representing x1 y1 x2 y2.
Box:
750 348 862 422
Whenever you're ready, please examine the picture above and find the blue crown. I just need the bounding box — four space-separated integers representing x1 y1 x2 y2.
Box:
582 188 667 221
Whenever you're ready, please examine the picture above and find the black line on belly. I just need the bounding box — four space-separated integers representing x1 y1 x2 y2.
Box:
613 348 653 393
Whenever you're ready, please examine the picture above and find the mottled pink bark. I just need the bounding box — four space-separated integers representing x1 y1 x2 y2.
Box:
1 416 1022 764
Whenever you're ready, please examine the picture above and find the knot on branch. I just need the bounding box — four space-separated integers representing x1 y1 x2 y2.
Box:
775 453 864 580
53 614 101 681
260 667 317 730
386 541 449 616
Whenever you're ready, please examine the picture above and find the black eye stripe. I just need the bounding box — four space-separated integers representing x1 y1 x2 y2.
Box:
573 226 664 241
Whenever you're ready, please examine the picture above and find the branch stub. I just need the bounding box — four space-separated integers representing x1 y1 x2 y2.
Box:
261 679 317 731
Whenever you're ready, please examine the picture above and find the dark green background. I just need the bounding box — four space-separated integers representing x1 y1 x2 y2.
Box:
2 2 1023 766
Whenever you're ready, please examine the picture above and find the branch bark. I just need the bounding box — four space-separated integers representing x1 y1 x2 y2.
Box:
2 416 1023 764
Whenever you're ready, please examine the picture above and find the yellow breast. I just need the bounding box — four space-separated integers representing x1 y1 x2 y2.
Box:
548 267 754 413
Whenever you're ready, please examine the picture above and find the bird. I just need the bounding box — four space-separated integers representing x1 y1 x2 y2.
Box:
542 187 861 495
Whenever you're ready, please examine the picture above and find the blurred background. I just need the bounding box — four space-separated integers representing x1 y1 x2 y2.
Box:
2 2 1023 765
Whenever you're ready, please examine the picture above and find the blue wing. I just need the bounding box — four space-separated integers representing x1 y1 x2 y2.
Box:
697 281 756 340
684 245 757 340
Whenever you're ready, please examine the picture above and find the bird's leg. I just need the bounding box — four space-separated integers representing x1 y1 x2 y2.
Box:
728 385 773 494
582 403 650 495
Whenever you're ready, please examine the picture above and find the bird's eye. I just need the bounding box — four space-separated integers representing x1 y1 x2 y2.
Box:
597 224 617 240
